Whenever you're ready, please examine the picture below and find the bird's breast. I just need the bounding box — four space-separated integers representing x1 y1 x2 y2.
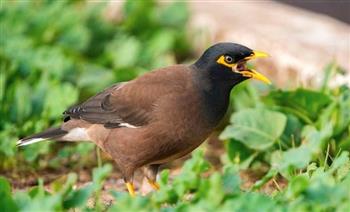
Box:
199 88 231 128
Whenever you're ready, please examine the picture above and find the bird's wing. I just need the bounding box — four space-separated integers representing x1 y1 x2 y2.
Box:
63 65 189 128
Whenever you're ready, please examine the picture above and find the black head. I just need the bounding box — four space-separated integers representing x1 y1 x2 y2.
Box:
193 42 270 87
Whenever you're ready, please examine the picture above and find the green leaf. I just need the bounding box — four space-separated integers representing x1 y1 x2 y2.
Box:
77 64 115 93
251 169 277 191
107 36 141 68
301 124 333 154
225 139 253 164
281 146 312 170
222 192 278 211
271 146 312 177
230 82 260 111
63 184 94 209
280 114 303 147
172 150 210 196
43 82 78 119
198 173 225 206
0 177 18 212
23 142 50 162
11 81 32 123
334 87 350 136
92 164 113 186
220 108 287 150
0 128 17 157
268 88 332 121
328 152 350 175
286 174 310 198
159 169 170 186
222 165 241 194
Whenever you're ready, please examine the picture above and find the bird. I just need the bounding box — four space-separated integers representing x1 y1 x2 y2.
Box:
17 42 270 196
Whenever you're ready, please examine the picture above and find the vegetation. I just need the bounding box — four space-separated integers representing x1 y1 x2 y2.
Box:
1 0 190 167
1 1 349 211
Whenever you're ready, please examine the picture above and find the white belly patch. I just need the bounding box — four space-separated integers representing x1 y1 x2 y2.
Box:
62 128 89 141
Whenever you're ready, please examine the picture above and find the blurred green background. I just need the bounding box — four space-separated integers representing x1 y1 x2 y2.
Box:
1 0 193 168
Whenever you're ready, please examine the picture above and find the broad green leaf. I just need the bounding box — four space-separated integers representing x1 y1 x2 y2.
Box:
172 150 210 197
271 146 312 178
195 173 224 207
63 184 94 209
222 165 241 194
159 169 170 186
286 174 310 199
77 64 115 94
43 83 79 119
92 164 112 185
32 47 73 80
281 146 312 170
107 36 141 68
222 193 278 212
220 108 287 150
109 191 150 211
0 128 17 157
301 124 333 154
146 30 175 57
267 88 332 121
23 140 50 162
225 139 253 164
328 152 350 176
304 176 348 207
230 81 260 111
10 81 32 123
0 177 18 212
280 114 303 147
58 25 91 52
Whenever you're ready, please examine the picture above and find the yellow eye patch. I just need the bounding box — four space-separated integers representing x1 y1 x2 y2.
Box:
216 55 236 68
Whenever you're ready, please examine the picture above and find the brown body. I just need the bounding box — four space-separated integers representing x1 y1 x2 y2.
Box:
61 65 218 181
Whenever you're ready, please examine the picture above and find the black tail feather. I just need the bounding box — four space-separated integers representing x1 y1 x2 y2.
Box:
17 127 67 147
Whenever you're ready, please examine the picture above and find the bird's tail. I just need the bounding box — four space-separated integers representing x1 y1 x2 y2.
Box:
17 127 68 147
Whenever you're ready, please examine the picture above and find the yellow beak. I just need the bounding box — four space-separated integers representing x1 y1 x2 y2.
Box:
240 69 271 84
241 50 271 84
244 50 270 60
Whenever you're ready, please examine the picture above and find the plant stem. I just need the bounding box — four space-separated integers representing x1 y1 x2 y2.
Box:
96 147 102 168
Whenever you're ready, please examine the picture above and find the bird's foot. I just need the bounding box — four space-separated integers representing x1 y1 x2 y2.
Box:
147 179 160 190
126 182 136 197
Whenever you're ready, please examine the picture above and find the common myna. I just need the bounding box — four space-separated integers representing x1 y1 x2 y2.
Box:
18 42 270 196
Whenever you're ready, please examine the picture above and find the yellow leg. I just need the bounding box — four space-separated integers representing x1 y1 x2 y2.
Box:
126 182 136 197
147 179 160 190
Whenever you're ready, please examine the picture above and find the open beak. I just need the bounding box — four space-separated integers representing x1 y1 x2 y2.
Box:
240 69 271 84
239 50 271 84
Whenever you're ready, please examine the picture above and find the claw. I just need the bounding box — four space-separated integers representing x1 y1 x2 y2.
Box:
147 179 160 190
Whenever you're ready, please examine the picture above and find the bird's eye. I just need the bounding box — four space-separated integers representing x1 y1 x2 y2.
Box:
224 55 233 64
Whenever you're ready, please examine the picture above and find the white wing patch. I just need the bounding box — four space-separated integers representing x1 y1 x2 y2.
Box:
119 123 140 128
